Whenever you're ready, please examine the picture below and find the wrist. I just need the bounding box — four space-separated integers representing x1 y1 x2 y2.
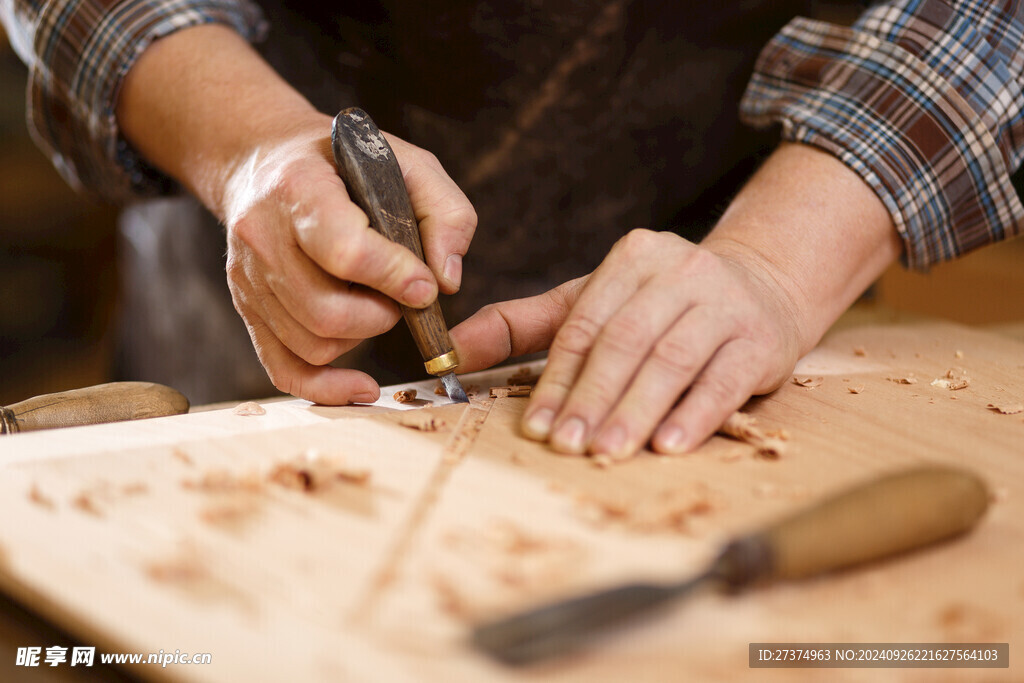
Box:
116 23 324 218
701 142 901 354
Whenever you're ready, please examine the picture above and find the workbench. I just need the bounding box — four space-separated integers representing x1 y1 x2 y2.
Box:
0 308 1021 682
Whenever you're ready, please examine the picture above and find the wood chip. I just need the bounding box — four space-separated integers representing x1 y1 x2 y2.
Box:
182 469 263 493
145 556 204 583
72 492 102 517
268 450 371 492
393 389 417 403
489 385 532 398
232 401 266 416
853 346 867 356
28 484 54 509
122 482 149 496
887 374 918 385
572 486 714 534
930 369 969 391
398 413 447 431
955 350 964 359
718 411 787 459
171 448 194 466
199 500 258 525
848 385 865 394
506 367 541 386
792 376 823 388
987 403 1024 415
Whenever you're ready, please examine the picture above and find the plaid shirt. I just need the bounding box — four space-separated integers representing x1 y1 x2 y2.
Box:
2 1 1021 269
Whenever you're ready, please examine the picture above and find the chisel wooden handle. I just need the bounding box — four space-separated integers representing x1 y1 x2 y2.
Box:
0 382 189 434
330 108 459 376
716 466 990 586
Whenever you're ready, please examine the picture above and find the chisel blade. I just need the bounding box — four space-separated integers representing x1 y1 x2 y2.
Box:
441 372 470 404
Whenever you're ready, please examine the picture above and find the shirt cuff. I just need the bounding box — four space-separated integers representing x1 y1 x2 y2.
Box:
27 0 267 203
740 9 1024 270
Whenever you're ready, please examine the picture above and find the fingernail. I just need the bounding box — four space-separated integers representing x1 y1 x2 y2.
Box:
401 279 435 307
592 424 627 456
350 392 377 404
443 254 462 289
655 425 687 453
552 417 587 454
522 408 555 440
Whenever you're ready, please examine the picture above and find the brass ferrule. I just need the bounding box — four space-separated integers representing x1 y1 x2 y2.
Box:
424 350 459 376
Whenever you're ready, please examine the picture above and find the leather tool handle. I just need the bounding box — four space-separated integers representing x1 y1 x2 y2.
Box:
331 108 457 374
0 382 190 434
715 465 990 587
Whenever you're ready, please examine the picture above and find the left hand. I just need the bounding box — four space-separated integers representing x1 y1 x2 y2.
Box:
450 228 806 456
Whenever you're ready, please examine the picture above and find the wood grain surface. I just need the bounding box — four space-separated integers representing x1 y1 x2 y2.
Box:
0 316 1020 681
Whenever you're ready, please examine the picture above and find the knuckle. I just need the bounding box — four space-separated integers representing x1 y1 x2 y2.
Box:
650 335 702 379
694 372 740 407
600 315 650 356
614 228 659 257
552 314 602 358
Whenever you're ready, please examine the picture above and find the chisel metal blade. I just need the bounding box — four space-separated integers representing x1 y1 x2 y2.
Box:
441 372 470 404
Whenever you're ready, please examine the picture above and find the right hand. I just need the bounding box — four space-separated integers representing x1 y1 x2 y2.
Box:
222 115 476 404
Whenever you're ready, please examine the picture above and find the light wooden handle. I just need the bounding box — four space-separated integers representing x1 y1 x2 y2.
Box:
764 466 989 579
331 108 457 371
0 382 190 434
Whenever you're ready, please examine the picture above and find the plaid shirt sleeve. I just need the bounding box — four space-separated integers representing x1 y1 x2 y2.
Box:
740 0 1024 270
0 0 266 203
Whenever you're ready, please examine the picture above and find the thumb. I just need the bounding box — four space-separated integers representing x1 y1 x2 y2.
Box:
450 276 589 372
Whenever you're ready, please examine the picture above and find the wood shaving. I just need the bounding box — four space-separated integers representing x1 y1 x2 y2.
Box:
931 369 969 391
489 385 532 398
398 413 447 431
232 401 266 416
199 500 258 525
393 389 417 403
955 350 964 359
792 376 824 388
848 385 865 394
72 492 102 517
506 366 541 386
887 374 918 385
853 346 867 357
431 575 473 619
28 484 54 509
144 556 204 583
268 449 371 492
433 520 587 619
182 469 263 493
718 411 787 459
433 382 446 396
573 486 714 534
987 403 1023 415
171 448 194 466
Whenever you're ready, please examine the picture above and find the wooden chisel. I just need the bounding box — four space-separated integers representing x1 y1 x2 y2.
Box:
0 382 189 434
472 465 990 664
332 108 469 403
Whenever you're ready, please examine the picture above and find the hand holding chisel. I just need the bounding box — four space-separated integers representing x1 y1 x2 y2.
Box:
332 108 469 403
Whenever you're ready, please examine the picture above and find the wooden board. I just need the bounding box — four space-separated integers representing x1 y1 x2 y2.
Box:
0 320 1021 681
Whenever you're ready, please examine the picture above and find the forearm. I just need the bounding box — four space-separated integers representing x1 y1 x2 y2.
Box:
115 23 325 218
702 142 901 355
